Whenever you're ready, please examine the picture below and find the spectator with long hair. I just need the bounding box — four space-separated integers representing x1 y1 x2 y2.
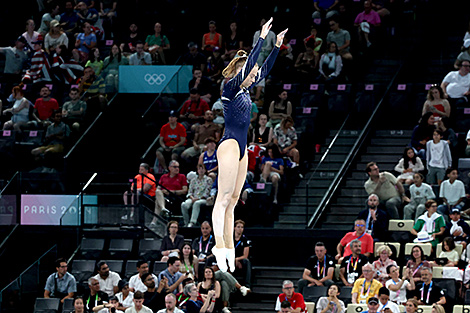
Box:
260 143 284 204
405 245 430 282
85 48 103 75
223 22 243 60
45 20 69 54
179 243 198 280
394 147 424 185
266 89 292 128
273 116 300 165
102 44 129 93
410 112 435 160
422 85 450 119
318 42 342 82
2 83 30 131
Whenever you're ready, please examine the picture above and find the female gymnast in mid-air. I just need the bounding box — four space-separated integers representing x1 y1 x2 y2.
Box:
212 17 287 272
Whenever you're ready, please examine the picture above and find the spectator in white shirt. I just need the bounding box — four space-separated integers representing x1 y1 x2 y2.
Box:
441 59 470 108
129 260 158 293
437 168 466 221
93 261 121 297
426 130 452 185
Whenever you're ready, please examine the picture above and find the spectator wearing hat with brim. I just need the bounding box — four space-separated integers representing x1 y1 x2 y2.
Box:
411 200 445 248
0 36 28 87
156 110 187 173
444 207 470 249
115 280 134 311
363 297 380 313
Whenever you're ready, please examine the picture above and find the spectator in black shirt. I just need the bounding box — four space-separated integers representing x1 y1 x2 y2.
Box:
233 219 252 288
180 42 207 73
142 272 168 311
297 242 335 293
191 221 216 279
161 220 185 262
357 194 390 242
83 277 109 313
411 267 446 306
339 239 369 287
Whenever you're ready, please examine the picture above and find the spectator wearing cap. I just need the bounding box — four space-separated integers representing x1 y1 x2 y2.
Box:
179 89 210 131
129 41 152 66
444 208 470 248
156 111 187 173
44 20 69 54
354 0 381 48
189 68 213 104
441 59 470 109
198 137 218 182
455 39 470 69
115 280 134 311
180 42 207 72
377 287 400 313
363 297 379 313
0 36 28 82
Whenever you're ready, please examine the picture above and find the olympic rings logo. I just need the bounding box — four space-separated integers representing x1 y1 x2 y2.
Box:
144 73 166 85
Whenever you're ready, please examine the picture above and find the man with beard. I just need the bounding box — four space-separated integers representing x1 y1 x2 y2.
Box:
357 194 390 242
129 260 158 293
93 261 121 297
142 272 168 311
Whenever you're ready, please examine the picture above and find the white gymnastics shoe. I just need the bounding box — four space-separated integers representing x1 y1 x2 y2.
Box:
226 248 235 272
212 247 228 272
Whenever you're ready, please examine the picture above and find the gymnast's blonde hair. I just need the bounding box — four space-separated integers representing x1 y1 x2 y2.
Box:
222 50 248 78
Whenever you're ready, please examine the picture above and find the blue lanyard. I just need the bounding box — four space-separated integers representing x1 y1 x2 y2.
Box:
421 281 432 303
317 258 327 278
199 235 212 254
366 211 375 231
235 239 242 248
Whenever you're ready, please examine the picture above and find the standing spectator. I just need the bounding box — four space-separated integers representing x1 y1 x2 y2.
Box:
385 265 415 305
125 291 153 313
252 18 276 65
444 208 470 248
339 239 369 287
202 21 222 53
266 90 292 129
250 114 273 147
129 41 152 65
354 0 381 48
93 261 121 297
318 42 342 82
315 284 345 313
102 44 129 93
181 164 212 227
155 160 188 216
60 1 80 34
437 168 466 218
44 20 69 54
31 110 70 158
161 220 185 262
38 2 61 35
158 257 186 295
441 59 470 108
260 143 285 204
405 245 431 283
394 147 425 185
83 277 109 313
364 162 409 219
357 194 389 242
426 130 452 185
274 280 306 313
404 173 436 221
179 89 211 130
410 267 446 306
0 36 28 90
145 22 170 65
2 84 30 131
156 111 187 173
411 200 445 248
62 87 87 131
129 261 158 293
85 48 103 76
410 112 436 160
422 85 450 119
312 0 339 20
44 258 76 303
336 220 374 260
22 19 40 49
351 263 382 304
298 242 335 293
233 220 252 288
73 22 97 64
273 116 300 166
372 246 397 285
198 137 218 182
326 18 352 61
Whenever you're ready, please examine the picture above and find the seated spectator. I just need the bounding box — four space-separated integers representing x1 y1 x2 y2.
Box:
129 41 152 65
62 87 87 131
76 2 103 39
455 40 470 69
339 239 369 287
157 293 185 313
410 112 436 160
161 220 185 262
155 160 188 216
23 38 53 85
273 116 300 166
430 236 460 267
181 283 216 313
189 68 213 104
233 220 252 288
294 39 317 78
422 85 450 119
2 84 30 131
436 117 458 152
44 20 69 54
303 26 322 57
44 258 76 303
93 261 121 297
364 162 409 219
180 42 207 73
179 89 211 130
405 245 431 283
411 200 445 248
351 263 382 304
78 66 107 114
385 265 415 305
250 114 273 148
318 42 342 82
60 1 80 34
115 280 134 311
312 0 339 20
198 137 218 182
354 0 381 48
315 284 345 313
121 23 144 56
202 21 222 53
51 45 84 85
363 297 380 313
437 168 465 219
211 93 225 125
266 90 292 129
83 277 109 313
410 267 446 306
275 280 306 313
377 287 399 313
125 291 153 313
98 0 117 37
179 243 199 280
38 2 61 35
197 267 221 303
0 36 28 84
260 143 285 204
357 194 389 242
32 86 59 128
336 220 374 261
298 242 335 293
466 129 470 157
122 163 156 219
182 164 212 227
205 46 224 85
143 272 168 311
444 208 470 248
156 111 187 173
31 110 70 158
372 246 397 285
441 59 470 108
181 110 220 163
405 299 419 313
102 44 129 93
223 22 243 60
191 221 216 277
327 18 352 61
73 297 85 313
404 173 436 221
22 19 40 50
93 296 123 313
145 22 170 65
85 48 103 76
426 130 452 185
394 147 425 185
129 261 158 293
73 22 97 64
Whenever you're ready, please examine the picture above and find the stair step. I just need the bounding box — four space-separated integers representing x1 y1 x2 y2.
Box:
278 213 311 222
370 138 410 146
367 146 406 154
314 154 349 162
324 137 356 145
360 155 401 162
273 221 307 229
325 213 359 222
330 206 364 214
335 196 369 205
339 188 368 197
374 130 413 137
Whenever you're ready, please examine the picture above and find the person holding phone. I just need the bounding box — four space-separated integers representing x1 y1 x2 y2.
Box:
315 284 345 313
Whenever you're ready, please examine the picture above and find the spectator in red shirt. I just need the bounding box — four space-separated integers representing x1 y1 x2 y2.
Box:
122 163 157 220
274 280 306 313
179 88 210 131
32 85 59 128
156 110 187 173
336 219 374 263
155 160 188 217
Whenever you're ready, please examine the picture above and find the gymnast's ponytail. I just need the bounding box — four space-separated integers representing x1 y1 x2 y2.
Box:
222 50 248 78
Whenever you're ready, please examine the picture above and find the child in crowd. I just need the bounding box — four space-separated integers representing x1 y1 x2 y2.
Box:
426 130 452 185
394 147 424 185
404 173 436 221
437 168 466 220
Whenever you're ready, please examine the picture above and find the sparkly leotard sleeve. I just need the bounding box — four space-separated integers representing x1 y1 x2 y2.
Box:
220 37 279 160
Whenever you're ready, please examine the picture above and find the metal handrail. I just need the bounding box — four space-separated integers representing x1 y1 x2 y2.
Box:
0 171 19 195
307 63 404 228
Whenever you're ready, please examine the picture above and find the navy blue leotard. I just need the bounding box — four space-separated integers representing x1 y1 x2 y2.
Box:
220 37 279 160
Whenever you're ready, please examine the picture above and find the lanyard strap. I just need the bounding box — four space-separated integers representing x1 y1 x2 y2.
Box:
199 235 212 254
317 258 327 278
413 262 423 277
421 281 432 303
347 256 358 274
361 280 372 296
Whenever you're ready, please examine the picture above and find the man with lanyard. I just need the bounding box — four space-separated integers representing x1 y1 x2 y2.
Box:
83 277 109 313
274 280 306 313
363 297 380 313
158 257 187 295
336 219 374 263
44 258 77 303
339 239 369 287
191 221 216 278
352 263 382 304
411 267 446 306
233 219 252 288
298 242 335 293
377 287 400 313
129 260 158 292
357 194 390 242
